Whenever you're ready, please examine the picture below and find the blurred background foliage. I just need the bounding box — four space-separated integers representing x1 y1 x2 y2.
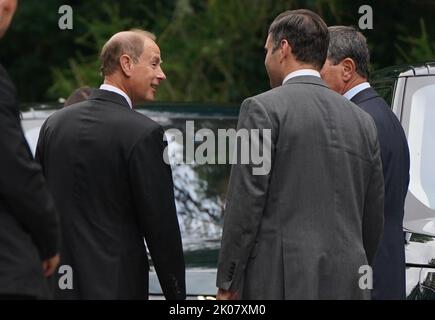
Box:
1 0 435 104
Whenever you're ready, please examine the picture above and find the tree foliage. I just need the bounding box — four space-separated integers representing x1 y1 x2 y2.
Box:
1 0 434 103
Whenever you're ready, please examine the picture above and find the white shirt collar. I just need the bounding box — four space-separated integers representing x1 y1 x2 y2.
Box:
343 82 371 100
99 84 133 109
282 69 320 85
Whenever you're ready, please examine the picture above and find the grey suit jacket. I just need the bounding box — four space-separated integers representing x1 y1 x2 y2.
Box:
216 76 384 299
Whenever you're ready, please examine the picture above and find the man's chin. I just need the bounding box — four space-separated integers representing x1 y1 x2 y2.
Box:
137 93 156 103
146 94 156 101
146 89 157 101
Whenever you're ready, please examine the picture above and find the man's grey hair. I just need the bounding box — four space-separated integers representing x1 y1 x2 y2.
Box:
327 26 370 79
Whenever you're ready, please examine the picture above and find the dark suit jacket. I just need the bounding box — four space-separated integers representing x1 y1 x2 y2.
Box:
217 76 384 299
0 64 60 298
36 89 185 300
351 87 410 300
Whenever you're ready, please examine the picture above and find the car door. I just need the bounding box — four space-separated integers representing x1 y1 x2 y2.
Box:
398 75 435 298
400 75 435 232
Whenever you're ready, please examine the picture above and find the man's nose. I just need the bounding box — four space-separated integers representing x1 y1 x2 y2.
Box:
157 67 166 81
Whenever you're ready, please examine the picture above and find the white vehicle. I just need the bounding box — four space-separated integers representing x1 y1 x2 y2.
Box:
372 62 435 299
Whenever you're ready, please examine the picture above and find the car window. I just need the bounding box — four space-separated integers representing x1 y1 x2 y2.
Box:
151 116 237 297
375 85 394 106
161 116 237 268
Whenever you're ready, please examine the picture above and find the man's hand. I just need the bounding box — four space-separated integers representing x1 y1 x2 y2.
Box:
216 288 239 300
42 254 60 277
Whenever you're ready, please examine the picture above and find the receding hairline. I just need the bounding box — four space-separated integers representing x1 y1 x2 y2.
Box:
105 29 156 50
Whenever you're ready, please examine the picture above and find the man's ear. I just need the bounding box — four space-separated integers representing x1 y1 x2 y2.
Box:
342 58 356 82
119 54 134 77
279 39 290 63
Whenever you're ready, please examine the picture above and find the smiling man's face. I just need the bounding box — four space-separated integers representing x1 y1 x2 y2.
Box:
129 37 166 104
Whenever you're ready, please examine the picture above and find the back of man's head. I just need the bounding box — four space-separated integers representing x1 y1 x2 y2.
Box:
100 29 156 77
327 26 370 79
0 0 17 39
268 9 329 70
64 86 92 107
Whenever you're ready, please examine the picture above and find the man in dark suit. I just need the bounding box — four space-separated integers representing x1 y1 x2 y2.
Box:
0 0 60 299
321 26 410 299
36 30 185 299
216 10 384 300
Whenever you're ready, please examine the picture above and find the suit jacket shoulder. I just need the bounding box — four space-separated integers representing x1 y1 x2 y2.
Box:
45 90 163 145
246 76 379 154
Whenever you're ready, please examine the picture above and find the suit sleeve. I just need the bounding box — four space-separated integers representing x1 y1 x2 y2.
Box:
35 120 46 172
128 125 186 300
216 97 276 291
362 125 385 266
0 102 60 261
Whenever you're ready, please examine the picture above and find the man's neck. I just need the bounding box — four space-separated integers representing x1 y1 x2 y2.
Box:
342 77 367 95
282 63 318 79
101 78 133 108
103 78 128 95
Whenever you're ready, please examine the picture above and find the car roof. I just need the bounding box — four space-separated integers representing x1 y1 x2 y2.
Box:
21 102 240 120
372 61 435 82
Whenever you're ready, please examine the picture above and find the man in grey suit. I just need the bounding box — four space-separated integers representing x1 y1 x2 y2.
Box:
216 9 384 300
